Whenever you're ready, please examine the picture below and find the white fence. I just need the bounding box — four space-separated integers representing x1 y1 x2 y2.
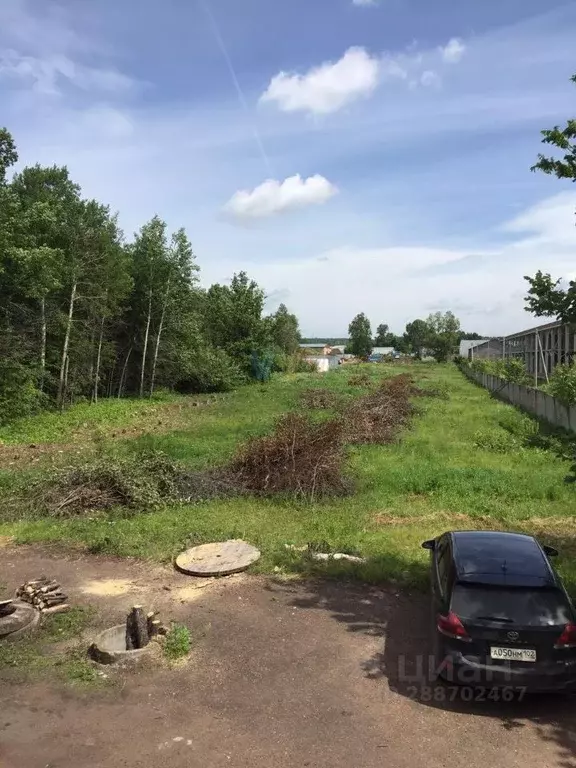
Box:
464 369 576 433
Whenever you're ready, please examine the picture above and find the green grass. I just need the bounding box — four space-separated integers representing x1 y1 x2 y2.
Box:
163 624 192 661
0 391 187 445
2 364 576 592
0 607 102 687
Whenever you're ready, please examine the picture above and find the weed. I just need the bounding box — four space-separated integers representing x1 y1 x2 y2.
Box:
473 429 520 453
348 373 371 387
300 388 343 410
163 624 192 661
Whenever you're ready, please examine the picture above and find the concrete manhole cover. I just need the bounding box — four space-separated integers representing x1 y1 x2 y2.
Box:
175 540 261 577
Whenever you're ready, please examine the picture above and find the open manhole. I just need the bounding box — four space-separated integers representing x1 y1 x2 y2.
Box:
89 606 165 665
175 540 261 577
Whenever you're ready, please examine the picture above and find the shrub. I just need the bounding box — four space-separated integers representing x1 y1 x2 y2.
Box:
0 361 45 426
548 364 576 406
467 358 529 384
272 352 316 374
176 347 244 394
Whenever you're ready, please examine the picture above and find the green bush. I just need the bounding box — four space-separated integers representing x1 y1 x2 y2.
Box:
548 364 576 405
271 350 315 373
467 358 529 384
0 361 45 426
176 347 245 394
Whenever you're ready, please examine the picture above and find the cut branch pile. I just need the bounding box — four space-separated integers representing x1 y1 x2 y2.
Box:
345 374 417 445
16 577 69 614
232 413 349 501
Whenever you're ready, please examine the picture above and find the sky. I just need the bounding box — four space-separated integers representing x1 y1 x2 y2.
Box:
1 0 575 337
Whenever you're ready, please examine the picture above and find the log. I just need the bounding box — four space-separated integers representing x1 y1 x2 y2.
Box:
133 606 149 649
42 604 70 615
43 596 67 607
148 619 162 636
126 605 149 649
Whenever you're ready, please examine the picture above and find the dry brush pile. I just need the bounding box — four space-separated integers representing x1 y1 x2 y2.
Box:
233 373 443 499
231 413 349 501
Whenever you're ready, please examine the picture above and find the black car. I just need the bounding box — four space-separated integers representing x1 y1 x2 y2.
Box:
422 530 576 691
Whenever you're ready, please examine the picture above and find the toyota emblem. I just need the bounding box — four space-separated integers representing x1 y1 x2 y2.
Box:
507 631 519 641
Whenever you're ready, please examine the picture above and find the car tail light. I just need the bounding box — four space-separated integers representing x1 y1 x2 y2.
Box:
437 612 471 642
555 623 576 649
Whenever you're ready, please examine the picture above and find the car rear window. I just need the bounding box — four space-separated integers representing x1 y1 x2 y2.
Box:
451 584 572 627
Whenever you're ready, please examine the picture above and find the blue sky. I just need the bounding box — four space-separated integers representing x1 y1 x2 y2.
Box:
1 0 575 336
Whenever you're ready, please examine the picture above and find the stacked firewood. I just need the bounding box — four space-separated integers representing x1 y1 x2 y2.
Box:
125 605 167 650
16 577 69 615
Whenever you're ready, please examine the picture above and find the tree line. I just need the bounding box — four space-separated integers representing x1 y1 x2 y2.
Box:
0 128 302 424
346 312 483 361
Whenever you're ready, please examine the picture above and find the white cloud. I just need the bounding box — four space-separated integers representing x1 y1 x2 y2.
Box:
352 0 379 6
259 47 380 115
420 70 441 88
224 174 338 220
440 38 466 64
0 49 135 95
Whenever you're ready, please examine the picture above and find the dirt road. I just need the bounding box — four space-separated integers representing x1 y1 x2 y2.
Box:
1 546 576 768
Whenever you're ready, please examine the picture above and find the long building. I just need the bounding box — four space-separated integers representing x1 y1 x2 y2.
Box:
468 320 576 382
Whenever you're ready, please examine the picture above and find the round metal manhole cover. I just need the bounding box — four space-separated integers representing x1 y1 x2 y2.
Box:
175 540 261 577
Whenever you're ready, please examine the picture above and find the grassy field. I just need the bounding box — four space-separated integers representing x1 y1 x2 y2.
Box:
1 363 576 590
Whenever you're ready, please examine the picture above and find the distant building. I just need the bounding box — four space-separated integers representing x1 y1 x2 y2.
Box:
459 339 490 358
372 346 396 357
470 339 504 360
300 343 333 355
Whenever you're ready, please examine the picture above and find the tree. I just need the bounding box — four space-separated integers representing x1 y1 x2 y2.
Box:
0 128 17 183
531 75 576 183
404 319 430 359
149 227 199 396
347 313 372 358
0 126 306 420
129 216 169 397
204 271 270 375
425 311 461 362
374 323 398 347
270 303 300 354
525 74 576 323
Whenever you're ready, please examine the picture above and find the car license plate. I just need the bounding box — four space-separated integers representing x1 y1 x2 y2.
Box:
490 646 536 662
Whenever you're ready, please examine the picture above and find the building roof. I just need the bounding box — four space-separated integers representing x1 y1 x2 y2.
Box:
372 347 396 355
